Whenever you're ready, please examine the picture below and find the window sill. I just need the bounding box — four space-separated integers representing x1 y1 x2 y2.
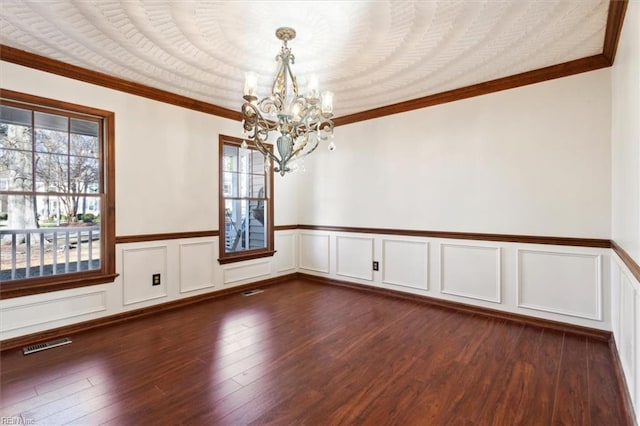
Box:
0 272 119 299
218 249 276 265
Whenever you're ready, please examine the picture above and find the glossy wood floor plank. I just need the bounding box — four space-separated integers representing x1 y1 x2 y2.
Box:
0 279 630 425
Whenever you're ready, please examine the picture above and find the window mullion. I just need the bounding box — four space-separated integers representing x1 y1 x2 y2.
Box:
30 110 36 193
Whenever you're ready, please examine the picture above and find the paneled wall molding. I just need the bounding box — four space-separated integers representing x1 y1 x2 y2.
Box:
222 260 271 285
296 225 611 248
381 239 429 290
517 250 603 321
115 230 218 244
122 245 168 306
0 274 297 352
115 224 614 249
335 235 375 281
299 233 331 273
299 273 611 341
179 241 216 294
440 244 502 304
612 240 640 283
0 291 107 333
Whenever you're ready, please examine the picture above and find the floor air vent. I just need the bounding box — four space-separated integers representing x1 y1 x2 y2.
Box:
23 337 72 355
242 289 264 297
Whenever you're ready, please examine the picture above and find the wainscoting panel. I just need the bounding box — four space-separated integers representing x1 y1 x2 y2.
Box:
336 236 374 281
440 244 501 303
611 252 640 418
0 291 107 333
122 245 168 305
620 271 637 399
179 241 216 293
518 250 602 320
299 233 330 273
382 239 428 290
275 232 297 273
223 260 271 285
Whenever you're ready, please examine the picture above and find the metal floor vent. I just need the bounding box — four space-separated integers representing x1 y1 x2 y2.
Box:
242 289 264 297
23 337 72 355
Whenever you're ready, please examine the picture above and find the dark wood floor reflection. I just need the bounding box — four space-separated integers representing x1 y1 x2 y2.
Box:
0 280 629 425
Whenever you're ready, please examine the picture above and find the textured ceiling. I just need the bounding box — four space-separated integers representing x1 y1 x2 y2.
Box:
0 0 610 118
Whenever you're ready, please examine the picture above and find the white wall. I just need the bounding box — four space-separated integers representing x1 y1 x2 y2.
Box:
611 0 640 417
0 62 299 231
0 61 298 339
299 69 612 239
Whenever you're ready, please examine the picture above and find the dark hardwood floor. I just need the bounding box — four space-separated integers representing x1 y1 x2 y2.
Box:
0 279 630 425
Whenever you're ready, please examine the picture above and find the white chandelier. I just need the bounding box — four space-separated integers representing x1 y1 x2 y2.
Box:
241 27 335 176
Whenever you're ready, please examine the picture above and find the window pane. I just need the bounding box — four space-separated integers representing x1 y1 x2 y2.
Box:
1 105 31 128
251 150 264 172
1 194 101 280
70 156 100 193
70 133 99 158
35 153 68 192
248 201 266 249
0 149 33 191
34 111 68 133
224 199 247 253
223 145 239 172
70 118 99 138
251 174 265 198
1 118 32 151
35 128 68 154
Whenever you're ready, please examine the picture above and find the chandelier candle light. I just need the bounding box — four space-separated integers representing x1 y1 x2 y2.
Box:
241 27 335 176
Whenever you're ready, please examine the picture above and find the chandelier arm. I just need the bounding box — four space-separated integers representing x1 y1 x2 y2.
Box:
271 53 287 99
258 95 283 118
284 58 299 98
292 135 320 161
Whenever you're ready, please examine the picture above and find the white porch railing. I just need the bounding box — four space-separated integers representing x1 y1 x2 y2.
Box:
0 225 101 280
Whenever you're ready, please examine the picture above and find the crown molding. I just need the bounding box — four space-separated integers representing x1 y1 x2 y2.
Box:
0 44 241 121
603 0 629 65
0 0 627 125
333 55 610 126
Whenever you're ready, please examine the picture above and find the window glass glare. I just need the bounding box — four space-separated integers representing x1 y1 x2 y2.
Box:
34 111 68 133
0 105 31 127
70 118 99 137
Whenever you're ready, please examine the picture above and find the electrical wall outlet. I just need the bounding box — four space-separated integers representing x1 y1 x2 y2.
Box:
152 273 161 286
373 261 379 271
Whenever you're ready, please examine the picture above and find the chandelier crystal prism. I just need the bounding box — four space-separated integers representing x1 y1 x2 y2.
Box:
241 27 335 176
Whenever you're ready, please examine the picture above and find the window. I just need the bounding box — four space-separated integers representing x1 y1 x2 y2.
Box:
218 135 274 264
0 90 116 298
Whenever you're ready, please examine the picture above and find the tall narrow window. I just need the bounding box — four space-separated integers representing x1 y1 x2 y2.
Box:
218 135 274 264
0 90 116 298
